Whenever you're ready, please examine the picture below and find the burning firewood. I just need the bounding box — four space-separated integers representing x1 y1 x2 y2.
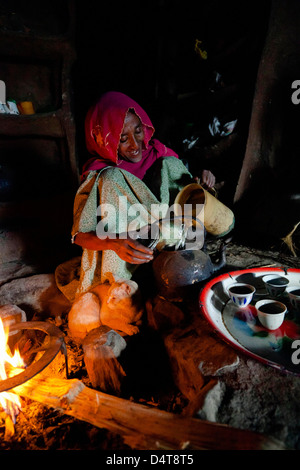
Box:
0 316 26 436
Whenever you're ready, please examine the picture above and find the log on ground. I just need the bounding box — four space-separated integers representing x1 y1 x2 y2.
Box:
12 372 285 451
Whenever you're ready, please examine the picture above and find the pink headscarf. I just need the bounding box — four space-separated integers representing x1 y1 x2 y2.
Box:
82 91 178 181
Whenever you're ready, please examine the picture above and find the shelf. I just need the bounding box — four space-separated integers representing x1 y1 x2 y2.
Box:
0 111 65 138
0 0 78 189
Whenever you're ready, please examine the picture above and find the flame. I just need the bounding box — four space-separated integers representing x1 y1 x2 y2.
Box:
0 318 25 423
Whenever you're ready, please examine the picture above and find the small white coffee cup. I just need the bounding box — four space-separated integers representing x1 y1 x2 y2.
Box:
255 299 287 330
227 283 256 308
286 286 300 311
262 275 289 297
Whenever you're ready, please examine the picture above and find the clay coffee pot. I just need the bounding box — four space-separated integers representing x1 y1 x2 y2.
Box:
152 241 227 302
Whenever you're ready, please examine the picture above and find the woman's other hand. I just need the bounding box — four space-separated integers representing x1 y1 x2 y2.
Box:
201 169 216 188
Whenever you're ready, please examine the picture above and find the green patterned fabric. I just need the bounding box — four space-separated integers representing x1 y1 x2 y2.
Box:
55 157 192 302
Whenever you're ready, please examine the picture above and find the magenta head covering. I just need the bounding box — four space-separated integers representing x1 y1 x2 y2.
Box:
82 91 178 181
85 91 154 164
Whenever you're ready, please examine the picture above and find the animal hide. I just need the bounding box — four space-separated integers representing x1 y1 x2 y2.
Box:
68 278 144 340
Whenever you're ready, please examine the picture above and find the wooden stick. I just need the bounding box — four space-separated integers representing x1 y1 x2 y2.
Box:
11 371 285 450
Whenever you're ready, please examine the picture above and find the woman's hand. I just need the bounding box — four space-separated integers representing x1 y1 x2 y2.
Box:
74 231 153 264
201 169 216 188
109 236 154 264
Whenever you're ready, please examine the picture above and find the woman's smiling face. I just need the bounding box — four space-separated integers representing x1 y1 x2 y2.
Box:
118 111 144 163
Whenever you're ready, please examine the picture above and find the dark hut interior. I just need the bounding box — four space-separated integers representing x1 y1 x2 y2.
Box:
0 0 300 454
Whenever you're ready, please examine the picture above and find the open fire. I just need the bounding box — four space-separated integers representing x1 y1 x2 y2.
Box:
0 318 25 425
